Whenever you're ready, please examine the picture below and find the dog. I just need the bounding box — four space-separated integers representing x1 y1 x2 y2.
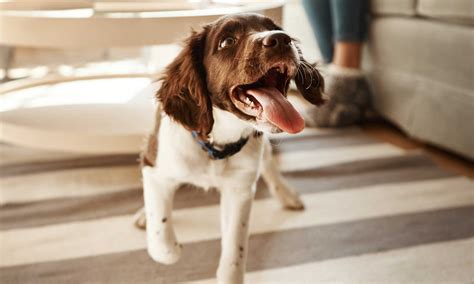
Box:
135 13 324 284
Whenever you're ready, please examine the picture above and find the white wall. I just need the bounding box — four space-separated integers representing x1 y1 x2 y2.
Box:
283 0 322 63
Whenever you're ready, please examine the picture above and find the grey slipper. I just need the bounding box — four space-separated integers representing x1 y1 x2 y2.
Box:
310 65 372 128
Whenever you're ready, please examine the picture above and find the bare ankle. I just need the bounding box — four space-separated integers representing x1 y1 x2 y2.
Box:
333 41 362 69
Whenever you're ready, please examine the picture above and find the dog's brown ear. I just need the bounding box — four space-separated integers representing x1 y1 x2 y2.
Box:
293 47 326 106
157 28 213 139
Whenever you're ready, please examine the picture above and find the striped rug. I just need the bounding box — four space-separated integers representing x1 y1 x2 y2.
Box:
0 127 473 283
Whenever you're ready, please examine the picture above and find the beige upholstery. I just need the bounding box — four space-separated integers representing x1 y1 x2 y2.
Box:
370 0 417 16
365 3 474 159
418 0 474 25
371 0 474 24
367 18 473 92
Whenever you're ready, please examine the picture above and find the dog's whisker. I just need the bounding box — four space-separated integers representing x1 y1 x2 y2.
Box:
305 62 321 89
299 64 311 89
299 61 318 90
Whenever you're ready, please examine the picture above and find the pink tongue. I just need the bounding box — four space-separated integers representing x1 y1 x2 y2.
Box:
246 87 305 133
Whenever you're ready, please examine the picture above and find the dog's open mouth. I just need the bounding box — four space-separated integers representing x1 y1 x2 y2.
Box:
231 63 305 134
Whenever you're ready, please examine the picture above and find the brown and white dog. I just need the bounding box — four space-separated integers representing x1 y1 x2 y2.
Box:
136 13 324 284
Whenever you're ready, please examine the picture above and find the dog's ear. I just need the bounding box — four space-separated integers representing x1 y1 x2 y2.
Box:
157 28 213 139
266 19 325 106
293 46 326 106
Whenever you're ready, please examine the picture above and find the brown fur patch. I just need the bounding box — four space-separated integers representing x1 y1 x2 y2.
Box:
140 107 161 168
156 29 214 140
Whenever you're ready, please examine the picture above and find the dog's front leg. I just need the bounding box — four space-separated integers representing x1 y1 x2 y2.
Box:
261 138 304 210
217 184 255 284
142 166 181 264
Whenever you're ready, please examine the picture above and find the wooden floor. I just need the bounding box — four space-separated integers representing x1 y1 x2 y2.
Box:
361 119 474 179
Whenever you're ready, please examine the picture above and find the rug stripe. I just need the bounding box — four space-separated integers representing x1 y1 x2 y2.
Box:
0 154 139 178
0 141 403 204
0 165 142 205
0 155 455 229
0 177 471 267
0 126 347 167
268 126 361 140
277 143 405 172
1 206 473 283
0 130 371 178
199 238 474 283
0 143 83 167
0 127 352 166
270 132 376 153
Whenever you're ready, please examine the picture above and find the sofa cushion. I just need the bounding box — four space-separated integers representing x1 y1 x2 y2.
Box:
364 17 474 159
368 66 474 159
371 0 417 16
366 17 473 92
418 0 474 25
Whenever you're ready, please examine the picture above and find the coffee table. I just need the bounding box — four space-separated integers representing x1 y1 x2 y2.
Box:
0 1 284 153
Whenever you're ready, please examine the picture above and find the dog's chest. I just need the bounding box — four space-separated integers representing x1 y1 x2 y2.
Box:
158 141 261 190
181 160 230 190
156 114 263 189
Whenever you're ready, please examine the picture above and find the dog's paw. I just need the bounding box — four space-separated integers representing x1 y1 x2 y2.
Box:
147 239 182 265
133 207 146 229
278 188 305 210
217 264 244 284
283 194 305 211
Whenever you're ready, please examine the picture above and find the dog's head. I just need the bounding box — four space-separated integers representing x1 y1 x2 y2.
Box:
157 13 325 139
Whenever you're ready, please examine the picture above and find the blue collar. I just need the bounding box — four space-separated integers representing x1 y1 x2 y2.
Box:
191 131 250 160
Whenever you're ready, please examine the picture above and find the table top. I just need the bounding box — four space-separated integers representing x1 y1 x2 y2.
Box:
1 1 284 18
0 0 284 48
0 77 156 153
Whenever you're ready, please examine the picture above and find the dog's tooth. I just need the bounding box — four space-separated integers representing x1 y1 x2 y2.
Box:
246 97 255 107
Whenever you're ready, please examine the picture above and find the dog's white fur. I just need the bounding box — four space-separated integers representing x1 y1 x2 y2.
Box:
140 105 304 284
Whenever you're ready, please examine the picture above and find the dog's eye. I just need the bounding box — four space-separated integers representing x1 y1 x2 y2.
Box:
219 37 236 49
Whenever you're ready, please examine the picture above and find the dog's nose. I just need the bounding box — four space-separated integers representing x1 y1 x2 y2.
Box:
262 31 291 48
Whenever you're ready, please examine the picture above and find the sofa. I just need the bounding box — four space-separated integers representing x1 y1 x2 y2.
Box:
364 0 474 160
